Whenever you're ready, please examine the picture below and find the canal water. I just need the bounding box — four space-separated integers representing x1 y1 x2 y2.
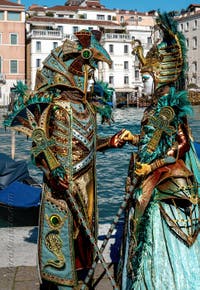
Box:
0 106 200 226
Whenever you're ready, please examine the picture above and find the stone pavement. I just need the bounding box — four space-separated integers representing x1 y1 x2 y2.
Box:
0 225 121 289
0 263 117 290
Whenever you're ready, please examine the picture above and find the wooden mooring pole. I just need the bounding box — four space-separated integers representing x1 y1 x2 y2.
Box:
11 130 15 159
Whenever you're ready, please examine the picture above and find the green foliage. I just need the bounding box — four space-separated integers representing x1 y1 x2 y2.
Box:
45 12 54 17
187 83 198 89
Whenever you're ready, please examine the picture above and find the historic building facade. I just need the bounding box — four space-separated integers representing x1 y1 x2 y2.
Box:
177 4 200 88
26 0 156 105
1 0 200 106
0 0 25 106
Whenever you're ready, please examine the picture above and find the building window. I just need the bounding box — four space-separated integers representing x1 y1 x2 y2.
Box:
7 11 20 21
120 16 124 23
193 37 197 49
53 42 58 49
135 70 139 79
180 23 183 31
10 33 18 45
192 61 197 73
107 15 111 21
97 14 105 20
193 19 198 30
109 44 114 53
10 60 18 74
124 76 129 84
124 61 129 70
147 36 152 44
109 76 114 85
185 22 189 31
130 16 134 22
36 41 41 52
138 16 142 22
73 26 78 33
0 11 4 20
135 55 139 61
186 38 189 48
88 27 93 31
36 59 41 68
124 45 128 54
57 26 63 32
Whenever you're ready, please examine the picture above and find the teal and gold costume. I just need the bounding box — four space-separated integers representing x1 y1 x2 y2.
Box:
4 30 124 289
119 13 200 290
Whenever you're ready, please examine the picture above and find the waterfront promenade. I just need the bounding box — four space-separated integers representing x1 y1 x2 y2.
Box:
0 225 118 290
0 263 115 290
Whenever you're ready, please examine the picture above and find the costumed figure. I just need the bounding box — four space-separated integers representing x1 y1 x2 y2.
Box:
118 13 200 290
4 30 125 289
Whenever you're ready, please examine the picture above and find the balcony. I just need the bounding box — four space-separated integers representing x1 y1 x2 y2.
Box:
102 33 131 41
29 30 63 39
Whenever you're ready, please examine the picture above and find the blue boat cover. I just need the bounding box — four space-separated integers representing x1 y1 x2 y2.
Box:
0 181 41 208
0 153 30 189
194 141 200 159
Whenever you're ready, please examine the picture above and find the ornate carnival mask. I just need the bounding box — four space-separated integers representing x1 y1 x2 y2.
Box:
132 12 186 92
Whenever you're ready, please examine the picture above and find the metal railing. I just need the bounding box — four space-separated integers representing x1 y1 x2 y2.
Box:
102 33 131 40
30 30 63 39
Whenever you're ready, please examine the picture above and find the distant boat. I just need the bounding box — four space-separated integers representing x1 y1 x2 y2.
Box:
0 153 41 226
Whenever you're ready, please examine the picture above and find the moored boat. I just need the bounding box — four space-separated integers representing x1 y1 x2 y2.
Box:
0 153 41 226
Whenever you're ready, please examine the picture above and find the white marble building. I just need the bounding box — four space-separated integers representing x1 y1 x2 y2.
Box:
26 0 156 105
176 4 200 88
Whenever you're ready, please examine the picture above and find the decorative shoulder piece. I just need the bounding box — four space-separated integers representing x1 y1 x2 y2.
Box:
147 106 176 153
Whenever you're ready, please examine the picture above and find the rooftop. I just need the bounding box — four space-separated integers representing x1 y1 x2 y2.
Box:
27 16 120 27
0 0 24 7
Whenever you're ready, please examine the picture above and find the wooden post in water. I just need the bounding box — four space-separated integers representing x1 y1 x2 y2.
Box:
11 130 15 159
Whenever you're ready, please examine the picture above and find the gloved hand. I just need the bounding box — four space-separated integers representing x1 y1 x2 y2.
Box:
109 129 127 148
120 129 135 143
134 162 151 176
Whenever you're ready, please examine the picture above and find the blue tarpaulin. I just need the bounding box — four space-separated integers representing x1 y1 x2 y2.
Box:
0 181 41 208
194 141 200 159
0 153 30 189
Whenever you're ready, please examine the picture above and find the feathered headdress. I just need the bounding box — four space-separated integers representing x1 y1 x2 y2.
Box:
132 12 187 90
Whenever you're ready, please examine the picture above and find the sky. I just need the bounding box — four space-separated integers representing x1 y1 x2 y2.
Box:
20 0 200 12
